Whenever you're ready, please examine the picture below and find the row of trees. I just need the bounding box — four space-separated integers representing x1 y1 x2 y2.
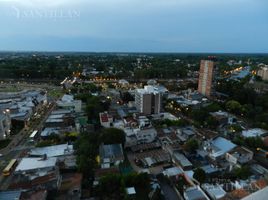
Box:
189 103 222 128
97 173 151 200
216 79 268 129
75 128 126 186
75 93 110 124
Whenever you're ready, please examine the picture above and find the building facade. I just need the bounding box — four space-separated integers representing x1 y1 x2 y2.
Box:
0 110 11 140
135 86 161 115
198 60 214 97
257 66 268 81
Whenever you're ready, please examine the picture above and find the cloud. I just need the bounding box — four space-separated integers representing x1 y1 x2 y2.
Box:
0 0 267 52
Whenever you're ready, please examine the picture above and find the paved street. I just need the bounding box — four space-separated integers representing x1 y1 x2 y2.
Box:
0 99 59 190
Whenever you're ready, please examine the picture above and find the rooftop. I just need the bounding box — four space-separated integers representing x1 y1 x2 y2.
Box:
209 137 236 158
136 85 160 95
163 166 183 177
126 187 136 195
29 144 73 157
242 128 268 138
15 157 57 172
202 184 226 199
173 151 192 168
100 143 124 159
184 186 209 200
0 190 22 200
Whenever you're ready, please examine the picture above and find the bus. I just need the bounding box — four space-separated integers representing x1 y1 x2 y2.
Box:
2 159 17 176
29 130 38 140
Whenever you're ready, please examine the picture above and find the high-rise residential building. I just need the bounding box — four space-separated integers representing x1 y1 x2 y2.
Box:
135 86 161 115
0 109 11 140
198 60 214 97
257 66 268 81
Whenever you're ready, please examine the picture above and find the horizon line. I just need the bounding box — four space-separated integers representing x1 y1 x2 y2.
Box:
0 50 268 55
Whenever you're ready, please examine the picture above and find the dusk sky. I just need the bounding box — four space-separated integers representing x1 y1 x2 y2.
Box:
0 0 267 53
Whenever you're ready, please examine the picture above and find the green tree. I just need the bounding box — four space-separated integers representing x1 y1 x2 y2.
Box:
184 139 199 153
225 100 242 114
193 168 206 183
234 166 251 180
100 128 126 145
98 174 126 200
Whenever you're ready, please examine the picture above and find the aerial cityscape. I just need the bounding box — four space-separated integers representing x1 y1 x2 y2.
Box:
0 1 268 200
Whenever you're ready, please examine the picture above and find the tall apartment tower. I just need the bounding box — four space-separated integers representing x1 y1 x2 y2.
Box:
198 60 214 98
135 86 161 115
257 66 268 81
0 110 11 140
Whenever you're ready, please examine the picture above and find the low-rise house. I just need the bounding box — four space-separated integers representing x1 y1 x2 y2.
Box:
56 94 82 112
203 137 236 160
99 143 124 168
15 157 58 174
136 149 171 167
125 127 157 147
242 128 268 138
202 184 226 200
162 166 183 178
126 187 136 199
172 151 193 170
28 144 74 158
57 173 82 200
45 112 75 128
210 111 236 126
225 146 253 167
99 112 113 128
11 157 60 191
0 190 22 200
184 186 210 200
176 127 196 143
200 165 221 175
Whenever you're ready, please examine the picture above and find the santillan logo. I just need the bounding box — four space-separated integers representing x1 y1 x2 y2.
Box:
10 6 80 20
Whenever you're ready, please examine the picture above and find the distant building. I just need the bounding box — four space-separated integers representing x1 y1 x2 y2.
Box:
0 109 11 140
257 66 268 81
198 60 214 98
135 86 161 115
99 143 124 168
247 81 268 94
0 89 47 128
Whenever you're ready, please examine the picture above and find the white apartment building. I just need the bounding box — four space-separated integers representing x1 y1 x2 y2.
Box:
0 109 11 140
135 86 161 115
